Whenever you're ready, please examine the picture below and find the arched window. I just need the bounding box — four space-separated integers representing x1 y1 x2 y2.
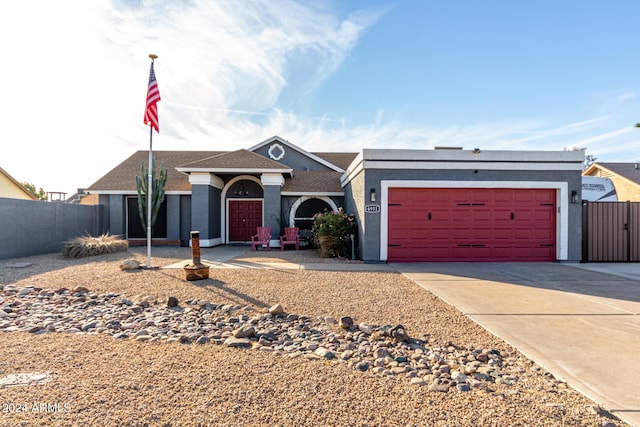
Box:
294 198 333 230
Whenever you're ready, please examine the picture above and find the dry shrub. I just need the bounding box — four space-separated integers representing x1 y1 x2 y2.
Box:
62 233 129 258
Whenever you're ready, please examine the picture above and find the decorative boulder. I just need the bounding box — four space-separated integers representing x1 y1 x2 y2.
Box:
339 316 354 330
120 259 141 271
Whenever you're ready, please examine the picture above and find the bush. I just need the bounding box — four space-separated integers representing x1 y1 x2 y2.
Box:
62 233 129 258
312 208 357 258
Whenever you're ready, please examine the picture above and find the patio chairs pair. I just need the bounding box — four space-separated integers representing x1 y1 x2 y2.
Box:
251 226 299 251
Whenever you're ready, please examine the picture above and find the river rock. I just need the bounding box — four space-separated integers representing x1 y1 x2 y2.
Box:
224 337 251 348
390 324 408 342
233 325 256 338
339 316 354 329
269 303 284 315
119 259 141 270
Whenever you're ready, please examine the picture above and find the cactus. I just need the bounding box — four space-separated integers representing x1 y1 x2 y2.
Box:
135 157 168 235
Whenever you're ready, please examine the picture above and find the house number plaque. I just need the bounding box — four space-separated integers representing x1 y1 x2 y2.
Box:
365 205 380 213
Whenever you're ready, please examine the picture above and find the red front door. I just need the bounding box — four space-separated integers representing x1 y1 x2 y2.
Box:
229 200 262 242
388 188 556 262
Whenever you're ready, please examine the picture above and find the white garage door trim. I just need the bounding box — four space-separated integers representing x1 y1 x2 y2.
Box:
380 180 569 262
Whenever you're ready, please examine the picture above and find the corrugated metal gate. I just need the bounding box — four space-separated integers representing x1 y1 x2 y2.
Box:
582 201 640 262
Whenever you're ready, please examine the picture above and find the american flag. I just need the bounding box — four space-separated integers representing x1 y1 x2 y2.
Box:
144 61 161 132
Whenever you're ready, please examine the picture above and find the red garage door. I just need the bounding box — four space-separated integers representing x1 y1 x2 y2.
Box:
388 188 556 262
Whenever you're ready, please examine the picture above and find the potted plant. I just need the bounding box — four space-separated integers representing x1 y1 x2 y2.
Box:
312 208 357 258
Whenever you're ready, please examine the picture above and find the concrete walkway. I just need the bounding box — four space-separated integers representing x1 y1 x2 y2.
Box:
392 262 640 427
164 246 394 271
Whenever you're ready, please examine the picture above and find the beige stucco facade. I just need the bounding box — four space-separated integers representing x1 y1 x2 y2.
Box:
0 167 36 200
583 164 640 202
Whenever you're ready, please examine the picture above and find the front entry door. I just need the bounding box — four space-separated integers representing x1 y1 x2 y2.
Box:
229 200 262 242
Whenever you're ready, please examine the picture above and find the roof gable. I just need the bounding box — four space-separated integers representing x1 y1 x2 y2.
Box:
249 135 354 173
584 163 640 185
177 149 292 174
0 166 37 200
87 137 358 193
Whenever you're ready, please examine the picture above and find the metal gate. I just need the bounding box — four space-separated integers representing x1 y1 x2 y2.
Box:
582 201 640 262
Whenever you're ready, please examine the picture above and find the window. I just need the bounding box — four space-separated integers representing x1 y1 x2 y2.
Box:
126 197 167 239
294 198 332 230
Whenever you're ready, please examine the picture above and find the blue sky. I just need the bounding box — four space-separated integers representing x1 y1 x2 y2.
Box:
2 0 639 196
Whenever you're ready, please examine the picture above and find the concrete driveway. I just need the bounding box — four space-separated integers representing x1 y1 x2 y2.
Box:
392 262 640 427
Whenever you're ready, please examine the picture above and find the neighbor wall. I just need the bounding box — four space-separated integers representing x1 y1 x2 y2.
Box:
0 197 106 259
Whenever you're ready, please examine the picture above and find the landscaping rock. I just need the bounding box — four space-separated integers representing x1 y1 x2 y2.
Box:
339 316 353 329
0 286 542 392
269 303 284 315
120 259 141 271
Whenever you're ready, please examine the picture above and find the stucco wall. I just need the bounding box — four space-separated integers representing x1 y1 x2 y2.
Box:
252 144 334 172
343 169 368 261
347 168 583 262
191 185 221 242
262 185 281 241
179 195 192 246
0 173 34 200
0 198 105 259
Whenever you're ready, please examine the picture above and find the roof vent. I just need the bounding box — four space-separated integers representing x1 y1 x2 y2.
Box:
434 146 463 150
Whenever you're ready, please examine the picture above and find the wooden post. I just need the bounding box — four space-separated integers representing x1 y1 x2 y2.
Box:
184 231 210 281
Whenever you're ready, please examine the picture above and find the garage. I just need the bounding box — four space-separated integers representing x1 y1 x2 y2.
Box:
387 188 556 262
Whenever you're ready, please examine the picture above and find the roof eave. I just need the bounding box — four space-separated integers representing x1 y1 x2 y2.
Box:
176 167 293 176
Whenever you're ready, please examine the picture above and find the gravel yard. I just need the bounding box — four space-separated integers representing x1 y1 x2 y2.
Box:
0 247 625 426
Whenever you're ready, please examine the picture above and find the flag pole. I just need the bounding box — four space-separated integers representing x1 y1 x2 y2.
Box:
147 122 153 268
146 53 158 269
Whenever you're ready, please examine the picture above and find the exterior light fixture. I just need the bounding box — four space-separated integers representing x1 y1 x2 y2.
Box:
571 190 579 204
370 188 376 202
234 183 249 196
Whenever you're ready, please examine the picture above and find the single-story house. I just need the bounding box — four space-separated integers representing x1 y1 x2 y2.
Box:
0 166 37 200
583 162 640 202
85 136 584 262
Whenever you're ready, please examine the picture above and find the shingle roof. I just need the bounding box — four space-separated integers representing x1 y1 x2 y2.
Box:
88 151 224 192
282 171 344 193
178 149 292 172
312 152 358 170
88 147 356 193
590 163 640 184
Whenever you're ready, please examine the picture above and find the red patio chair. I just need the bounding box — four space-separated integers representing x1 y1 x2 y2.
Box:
251 227 271 251
280 227 299 251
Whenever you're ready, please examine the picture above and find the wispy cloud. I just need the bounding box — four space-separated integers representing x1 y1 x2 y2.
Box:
103 0 386 146
1 0 638 197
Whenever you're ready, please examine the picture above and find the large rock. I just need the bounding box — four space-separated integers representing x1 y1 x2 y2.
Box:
233 325 256 338
224 337 251 348
268 303 284 315
373 347 391 359
314 347 335 359
358 323 373 334
119 259 141 271
167 296 179 308
390 324 408 342
339 316 354 330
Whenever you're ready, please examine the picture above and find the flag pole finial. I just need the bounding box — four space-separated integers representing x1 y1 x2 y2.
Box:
149 54 158 60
